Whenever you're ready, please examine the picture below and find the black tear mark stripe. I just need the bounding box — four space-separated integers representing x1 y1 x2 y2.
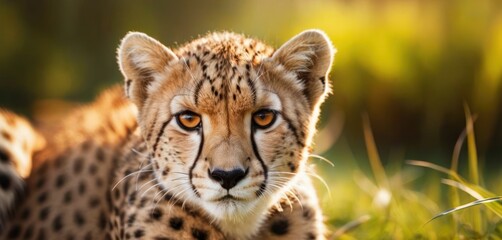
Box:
281 115 305 148
152 117 172 153
188 129 204 198
250 126 268 197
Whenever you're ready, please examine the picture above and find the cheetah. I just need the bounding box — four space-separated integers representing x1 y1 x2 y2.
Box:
0 29 335 240
0 110 45 229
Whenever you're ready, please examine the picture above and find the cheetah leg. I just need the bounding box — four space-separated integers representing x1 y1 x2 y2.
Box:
0 109 45 229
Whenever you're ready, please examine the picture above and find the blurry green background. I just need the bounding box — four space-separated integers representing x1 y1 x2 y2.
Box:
1 0 500 166
1 0 502 237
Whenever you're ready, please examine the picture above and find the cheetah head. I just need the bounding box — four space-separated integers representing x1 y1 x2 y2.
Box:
118 30 334 239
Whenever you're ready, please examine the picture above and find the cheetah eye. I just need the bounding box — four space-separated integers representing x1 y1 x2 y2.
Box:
176 111 202 131
252 109 277 129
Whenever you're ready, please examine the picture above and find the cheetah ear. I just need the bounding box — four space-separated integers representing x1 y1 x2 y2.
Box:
117 32 178 108
272 30 335 109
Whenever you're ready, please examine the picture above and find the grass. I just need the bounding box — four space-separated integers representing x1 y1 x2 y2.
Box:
315 109 502 239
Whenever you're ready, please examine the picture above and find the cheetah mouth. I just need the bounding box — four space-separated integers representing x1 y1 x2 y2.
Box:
215 194 245 202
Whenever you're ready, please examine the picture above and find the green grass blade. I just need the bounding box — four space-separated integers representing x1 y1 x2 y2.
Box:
450 121 469 173
406 160 462 182
463 104 483 232
442 179 482 197
409 160 502 217
464 104 480 185
449 123 470 239
331 215 372 239
460 184 502 218
425 197 502 225
362 114 388 189
442 179 502 218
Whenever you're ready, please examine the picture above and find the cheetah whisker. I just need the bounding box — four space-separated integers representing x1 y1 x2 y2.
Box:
308 153 334 167
163 191 186 210
267 176 295 182
181 196 190 213
151 189 170 206
158 181 190 207
265 182 288 191
135 157 152 191
285 189 303 210
170 184 196 214
165 180 190 189
181 56 197 83
135 162 153 191
151 191 169 211
268 171 296 175
269 163 288 170
137 178 158 192
260 183 285 197
140 182 164 199
209 214 218 226
131 148 148 157
193 186 220 192
152 185 189 212
165 187 190 209
152 184 184 206
269 170 332 198
111 169 153 191
254 61 265 82
279 192 294 212
151 188 167 203
170 177 189 182
265 183 302 212
266 175 292 180
304 171 332 198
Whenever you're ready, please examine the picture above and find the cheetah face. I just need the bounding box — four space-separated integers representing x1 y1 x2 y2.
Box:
118 30 334 237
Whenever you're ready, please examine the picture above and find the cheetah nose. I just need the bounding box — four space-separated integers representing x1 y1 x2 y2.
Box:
208 168 248 190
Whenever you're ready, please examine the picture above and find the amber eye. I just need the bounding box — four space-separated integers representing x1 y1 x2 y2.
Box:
252 109 277 129
176 111 201 131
